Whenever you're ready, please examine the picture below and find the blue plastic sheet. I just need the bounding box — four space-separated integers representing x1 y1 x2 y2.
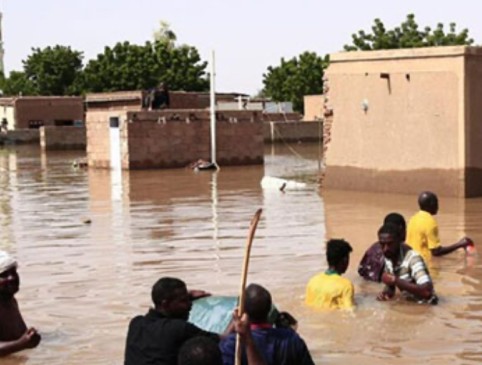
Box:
189 296 237 334
188 296 279 334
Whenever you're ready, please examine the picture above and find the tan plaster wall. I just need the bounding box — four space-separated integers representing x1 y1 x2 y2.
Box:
323 46 482 197
326 51 463 170
303 95 324 121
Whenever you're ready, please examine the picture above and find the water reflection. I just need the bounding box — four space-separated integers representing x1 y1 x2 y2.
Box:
0 144 482 364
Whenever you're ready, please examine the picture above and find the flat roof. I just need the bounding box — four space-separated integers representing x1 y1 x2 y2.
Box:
330 45 482 63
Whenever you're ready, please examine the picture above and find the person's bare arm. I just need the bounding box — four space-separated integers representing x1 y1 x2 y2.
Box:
431 237 472 256
233 310 267 365
382 273 434 300
0 328 41 357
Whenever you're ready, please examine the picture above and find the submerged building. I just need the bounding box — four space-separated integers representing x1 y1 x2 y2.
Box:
323 46 482 197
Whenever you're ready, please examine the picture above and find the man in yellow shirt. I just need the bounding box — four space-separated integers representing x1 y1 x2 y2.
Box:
407 191 472 260
305 239 354 310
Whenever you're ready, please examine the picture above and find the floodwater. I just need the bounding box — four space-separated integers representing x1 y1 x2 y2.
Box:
1 143 482 365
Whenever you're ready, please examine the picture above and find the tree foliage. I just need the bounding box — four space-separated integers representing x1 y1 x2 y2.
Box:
344 14 474 51
1 71 37 96
22 45 84 95
2 21 208 96
82 40 208 93
262 52 329 113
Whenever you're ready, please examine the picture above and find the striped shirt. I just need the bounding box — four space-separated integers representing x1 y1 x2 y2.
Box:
384 245 437 304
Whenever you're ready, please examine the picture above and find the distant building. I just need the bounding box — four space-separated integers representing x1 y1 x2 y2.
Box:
0 97 84 130
216 95 294 114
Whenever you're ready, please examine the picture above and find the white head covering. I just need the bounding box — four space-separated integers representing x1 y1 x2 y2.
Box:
0 250 17 274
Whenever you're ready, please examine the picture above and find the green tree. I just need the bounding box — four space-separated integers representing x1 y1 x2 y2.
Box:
22 45 84 95
344 14 474 51
1 71 37 96
262 52 329 113
83 40 208 93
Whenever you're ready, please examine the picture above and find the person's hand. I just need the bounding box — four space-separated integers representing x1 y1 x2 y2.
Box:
20 328 41 349
459 237 474 248
188 290 211 301
381 272 396 286
233 309 251 342
377 291 394 301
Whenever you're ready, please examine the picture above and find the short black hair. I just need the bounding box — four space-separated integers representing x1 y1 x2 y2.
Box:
177 336 222 365
326 239 353 267
245 283 272 323
383 212 406 231
418 191 438 210
151 277 186 306
377 223 400 239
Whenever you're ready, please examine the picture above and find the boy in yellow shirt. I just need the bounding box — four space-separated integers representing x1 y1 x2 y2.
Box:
305 239 354 310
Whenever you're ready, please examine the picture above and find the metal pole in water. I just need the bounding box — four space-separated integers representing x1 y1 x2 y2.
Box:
210 50 217 167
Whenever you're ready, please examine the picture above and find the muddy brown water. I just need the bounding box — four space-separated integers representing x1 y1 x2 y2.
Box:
1 144 481 365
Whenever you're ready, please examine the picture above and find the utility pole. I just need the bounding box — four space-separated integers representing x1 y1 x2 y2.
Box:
0 0 4 75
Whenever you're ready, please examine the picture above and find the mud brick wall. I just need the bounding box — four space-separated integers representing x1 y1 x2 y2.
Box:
0 129 39 145
123 110 263 169
86 110 127 168
86 91 210 111
40 126 86 150
15 97 84 129
169 93 210 109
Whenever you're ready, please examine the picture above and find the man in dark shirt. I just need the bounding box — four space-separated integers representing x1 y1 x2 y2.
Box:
150 82 170 110
124 277 220 365
219 284 314 365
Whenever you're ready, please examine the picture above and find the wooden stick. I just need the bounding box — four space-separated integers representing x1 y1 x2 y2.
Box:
235 208 262 365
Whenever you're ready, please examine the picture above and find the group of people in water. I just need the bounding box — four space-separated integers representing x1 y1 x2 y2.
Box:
0 190 475 364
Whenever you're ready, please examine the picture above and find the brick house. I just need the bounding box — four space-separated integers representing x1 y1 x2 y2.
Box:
0 96 84 130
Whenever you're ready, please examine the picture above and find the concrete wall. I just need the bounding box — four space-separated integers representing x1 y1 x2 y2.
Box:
303 95 324 121
14 97 84 129
86 109 264 169
324 46 478 197
40 126 86 150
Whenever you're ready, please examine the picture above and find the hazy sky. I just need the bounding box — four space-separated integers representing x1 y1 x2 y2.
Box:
2 1 480 94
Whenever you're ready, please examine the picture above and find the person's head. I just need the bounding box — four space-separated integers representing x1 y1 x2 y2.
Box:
159 82 167 91
383 212 406 241
0 251 19 299
418 191 439 215
326 239 353 274
244 283 272 323
378 223 402 261
177 336 222 365
151 277 191 320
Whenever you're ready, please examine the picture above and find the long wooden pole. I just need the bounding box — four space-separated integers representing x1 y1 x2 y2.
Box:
235 208 262 365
